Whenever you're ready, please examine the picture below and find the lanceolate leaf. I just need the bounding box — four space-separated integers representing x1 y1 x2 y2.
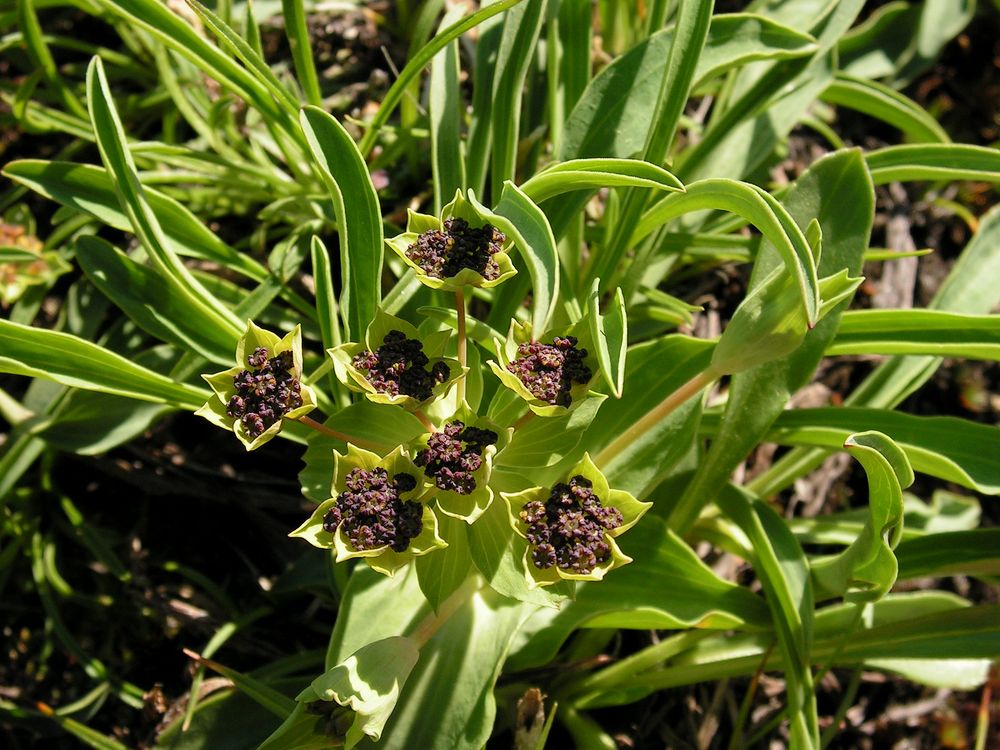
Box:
827 309 1000 360
702 407 1000 496
0 319 207 409
865 143 1000 184
716 485 819 749
86 58 242 338
300 107 382 340
2 160 264 279
810 432 913 603
821 73 949 143
75 236 235 364
896 529 1000 580
519 158 683 204
587 281 627 398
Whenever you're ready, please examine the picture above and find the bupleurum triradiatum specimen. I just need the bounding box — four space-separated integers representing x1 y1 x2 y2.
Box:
406 217 506 280
415 421 498 495
352 330 450 401
507 336 592 407
520 475 624 574
322 468 423 552
226 347 303 438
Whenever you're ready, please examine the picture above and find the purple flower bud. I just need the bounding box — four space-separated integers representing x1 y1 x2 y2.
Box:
229 345 304 438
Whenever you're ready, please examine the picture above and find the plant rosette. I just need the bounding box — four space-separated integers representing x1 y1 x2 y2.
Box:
410 407 511 524
329 307 464 411
384 190 517 291
502 453 651 588
196 320 316 450
291 444 446 576
487 319 602 418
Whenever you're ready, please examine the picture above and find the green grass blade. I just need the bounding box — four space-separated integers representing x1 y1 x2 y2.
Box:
299 106 382 340
86 58 243 338
358 0 525 157
309 235 341 352
429 6 467 213
75 236 235 364
716 485 819 749
489 0 546 199
519 158 683 204
280 0 321 106
865 143 1000 184
0 319 207 408
827 309 1000 359
708 407 1000 496
822 73 949 143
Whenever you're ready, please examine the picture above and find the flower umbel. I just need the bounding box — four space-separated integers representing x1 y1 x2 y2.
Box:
406 217 506 281
415 420 499 496
506 336 592 407
503 454 651 587
351 330 451 401
521 475 623 574
330 308 463 412
291 445 446 576
385 191 517 291
322 467 424 553
197 321 316 450
227 347 303 438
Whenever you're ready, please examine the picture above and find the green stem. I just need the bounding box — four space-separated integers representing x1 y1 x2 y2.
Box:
296 415 383 451
513 410 534 431
565 630 712 704
456 288 467 405
594 368 716 469
415 410 436 433
407 575 481 647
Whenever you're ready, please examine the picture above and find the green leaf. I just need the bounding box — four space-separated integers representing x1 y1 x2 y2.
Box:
489 0 546 198
299 107 382 340
75 236 235 364
897 529 1000 580
827 309 1000 360
358 0 526 156
866 144 1000 185
507 513 770 673
85 58 242 338
185 652 296 718
671 149 873 531
280 0 321 106
811 432 913 603
587 281 627 398
415 516 473 612
560 13 817 161
428 6 467 213
0 318 207 408
821 73 949 143
519 158 683 204
716 484 818 749
635 178 820 326
2 160 264 279
309 236 341 352
471 183 559 333
724 407 1000 496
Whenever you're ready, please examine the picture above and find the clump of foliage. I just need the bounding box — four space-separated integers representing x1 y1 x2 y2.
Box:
2 1 1000 748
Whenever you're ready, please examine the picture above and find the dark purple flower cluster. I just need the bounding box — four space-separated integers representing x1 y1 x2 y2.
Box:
227 347 303 438
520 475 624 574
322 468 423 552
352 330 450 401
507 336 592 407
415 421 498 495
406 217 506 280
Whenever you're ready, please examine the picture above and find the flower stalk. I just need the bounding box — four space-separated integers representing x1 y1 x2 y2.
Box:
456 288 467 404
